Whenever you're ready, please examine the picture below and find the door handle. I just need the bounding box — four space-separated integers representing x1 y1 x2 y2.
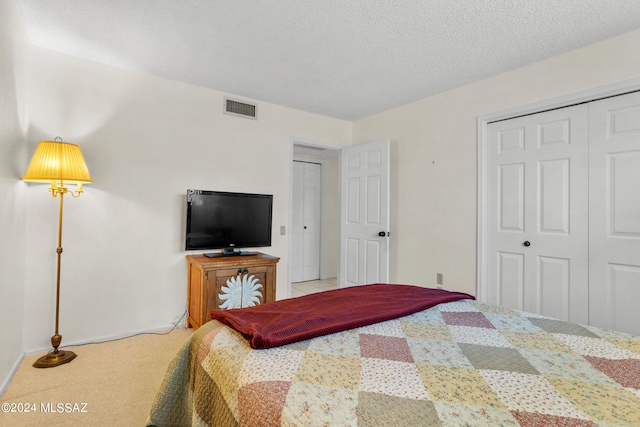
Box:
523 241 531 247
378 231 390 237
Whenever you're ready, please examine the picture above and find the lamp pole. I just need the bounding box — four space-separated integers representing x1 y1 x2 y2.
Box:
33 184 77 368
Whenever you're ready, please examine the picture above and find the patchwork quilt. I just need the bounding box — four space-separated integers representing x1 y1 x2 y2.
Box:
147 299 640 426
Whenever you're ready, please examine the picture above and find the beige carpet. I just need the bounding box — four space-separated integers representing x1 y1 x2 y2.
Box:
0 327 194 427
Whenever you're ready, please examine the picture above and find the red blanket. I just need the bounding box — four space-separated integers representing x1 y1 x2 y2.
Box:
210 284 474 349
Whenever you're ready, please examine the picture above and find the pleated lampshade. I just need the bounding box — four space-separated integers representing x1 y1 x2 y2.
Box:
23 140 92 184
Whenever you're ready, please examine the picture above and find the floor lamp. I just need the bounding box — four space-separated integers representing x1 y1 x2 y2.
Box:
22 137 92 368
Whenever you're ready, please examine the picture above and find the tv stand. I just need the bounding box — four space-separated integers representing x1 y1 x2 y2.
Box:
186 252 279 329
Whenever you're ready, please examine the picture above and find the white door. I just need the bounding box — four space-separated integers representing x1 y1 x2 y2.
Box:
486 106 589 323
291 161 322 282
339 139 390 287
588 92 640 336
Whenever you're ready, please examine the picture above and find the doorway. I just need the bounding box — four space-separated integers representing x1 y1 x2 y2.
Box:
289 140 341 297
288 138 392 297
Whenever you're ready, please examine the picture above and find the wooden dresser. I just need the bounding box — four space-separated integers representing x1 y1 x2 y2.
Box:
185 252 279 329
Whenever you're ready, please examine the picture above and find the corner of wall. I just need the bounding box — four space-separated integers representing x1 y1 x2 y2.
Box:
0 0 29 396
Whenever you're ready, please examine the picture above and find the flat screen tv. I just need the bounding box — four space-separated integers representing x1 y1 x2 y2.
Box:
185 189 273 256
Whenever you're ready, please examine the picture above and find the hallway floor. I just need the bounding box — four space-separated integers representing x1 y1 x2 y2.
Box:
291 278 337 297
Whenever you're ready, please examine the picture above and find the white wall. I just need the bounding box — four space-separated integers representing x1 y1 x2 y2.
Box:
21 47 352 351
353 28 640 297
0 0 28 394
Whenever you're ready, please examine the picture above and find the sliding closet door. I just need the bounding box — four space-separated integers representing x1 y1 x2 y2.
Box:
301 162 322 281
291 161 322 283
588 92 640 336
486 105 589 323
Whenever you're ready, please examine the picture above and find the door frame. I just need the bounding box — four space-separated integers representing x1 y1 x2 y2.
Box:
289 137 342 297
477 78 640 301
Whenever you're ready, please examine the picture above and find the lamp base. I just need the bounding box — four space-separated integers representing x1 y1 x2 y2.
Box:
32 350 77 368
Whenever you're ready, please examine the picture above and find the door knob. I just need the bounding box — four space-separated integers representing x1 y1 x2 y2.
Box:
523 241 531 247
378 231 390 237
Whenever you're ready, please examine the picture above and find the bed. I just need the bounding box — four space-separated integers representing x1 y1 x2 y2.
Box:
147 284 640 426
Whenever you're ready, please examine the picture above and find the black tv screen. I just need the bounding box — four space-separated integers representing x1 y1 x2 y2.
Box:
185 190 273 253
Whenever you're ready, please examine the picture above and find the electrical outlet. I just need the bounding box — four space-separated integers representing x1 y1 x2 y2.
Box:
280 225 286 236
436 273 443 289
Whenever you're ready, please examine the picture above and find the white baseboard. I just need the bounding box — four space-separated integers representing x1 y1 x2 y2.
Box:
0 352 25 398
23 323 186 357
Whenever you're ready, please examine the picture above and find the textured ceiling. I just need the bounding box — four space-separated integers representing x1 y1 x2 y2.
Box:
13 0 640 121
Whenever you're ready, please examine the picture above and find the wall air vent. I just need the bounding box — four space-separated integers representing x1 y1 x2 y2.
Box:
224 97 257 120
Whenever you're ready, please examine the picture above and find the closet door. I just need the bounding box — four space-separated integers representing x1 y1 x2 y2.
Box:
291 161 321 282
486 105 589 323
302 162 322 281
588 92 640 336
